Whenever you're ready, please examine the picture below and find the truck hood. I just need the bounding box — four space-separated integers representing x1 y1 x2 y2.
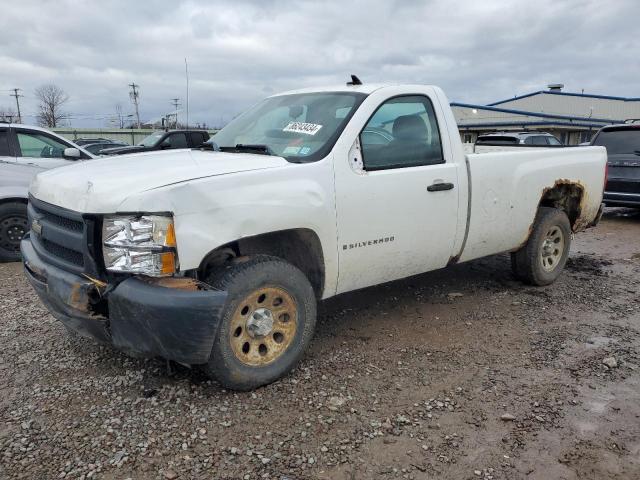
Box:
30 149 290 213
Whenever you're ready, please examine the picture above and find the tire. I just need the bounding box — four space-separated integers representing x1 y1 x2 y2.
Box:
0 202 28 263
204 255 317 390
510 252 521 278
511 207 571 286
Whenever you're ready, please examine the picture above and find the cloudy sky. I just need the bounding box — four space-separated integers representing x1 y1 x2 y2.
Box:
1 0 638 128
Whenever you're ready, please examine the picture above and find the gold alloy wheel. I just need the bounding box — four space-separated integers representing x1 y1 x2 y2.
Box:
229 286 298 366
540 225 565 272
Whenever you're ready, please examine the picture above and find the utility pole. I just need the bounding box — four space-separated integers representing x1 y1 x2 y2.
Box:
170 98 180 128
10 88 23 123
128 82 141 129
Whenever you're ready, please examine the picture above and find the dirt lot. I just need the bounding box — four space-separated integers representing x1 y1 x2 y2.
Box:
1 208 639 480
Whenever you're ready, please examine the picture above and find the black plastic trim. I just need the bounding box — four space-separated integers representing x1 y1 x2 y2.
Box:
22 236 228 365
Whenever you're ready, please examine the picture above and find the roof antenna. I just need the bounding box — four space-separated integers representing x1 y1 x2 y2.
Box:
347 74 362 86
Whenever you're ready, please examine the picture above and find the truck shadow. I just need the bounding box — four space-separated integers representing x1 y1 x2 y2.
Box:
602 207 640 223
89 253 520 393
66 239 611 395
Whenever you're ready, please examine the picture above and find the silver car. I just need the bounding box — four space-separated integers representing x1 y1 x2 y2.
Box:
476 131 563 146
0 123 94 262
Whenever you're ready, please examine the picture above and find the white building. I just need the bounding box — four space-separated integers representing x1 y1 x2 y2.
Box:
452 85 640 145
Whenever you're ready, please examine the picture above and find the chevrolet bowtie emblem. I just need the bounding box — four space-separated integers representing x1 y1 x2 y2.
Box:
32 219 42 235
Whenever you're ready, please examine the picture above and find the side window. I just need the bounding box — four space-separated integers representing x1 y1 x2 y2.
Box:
190 132 205 146
166 133 188 148
16 131 70 158
547 136 562 146
531 136 548 146
360 95 443 170
0 129 11 156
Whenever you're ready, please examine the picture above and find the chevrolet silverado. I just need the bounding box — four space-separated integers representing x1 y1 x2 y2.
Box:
22 81 607 390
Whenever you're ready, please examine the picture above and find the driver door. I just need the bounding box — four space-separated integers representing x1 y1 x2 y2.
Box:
15 129 78 169
334 93 460 294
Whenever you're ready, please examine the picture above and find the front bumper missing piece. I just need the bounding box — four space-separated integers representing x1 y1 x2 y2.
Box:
21 235 227 365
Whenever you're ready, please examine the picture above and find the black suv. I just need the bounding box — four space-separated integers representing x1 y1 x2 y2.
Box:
100 130 210 156
591 122 640 208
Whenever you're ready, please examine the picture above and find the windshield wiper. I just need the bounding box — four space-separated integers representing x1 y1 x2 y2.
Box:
220 144 275 156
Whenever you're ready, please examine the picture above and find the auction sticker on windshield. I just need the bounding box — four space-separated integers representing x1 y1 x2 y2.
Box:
283 122 323 135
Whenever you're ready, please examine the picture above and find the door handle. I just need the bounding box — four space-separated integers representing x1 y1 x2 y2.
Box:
427 182 454 192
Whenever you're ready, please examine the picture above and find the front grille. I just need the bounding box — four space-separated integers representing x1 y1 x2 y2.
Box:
41 239 84 266
27 196 98 274
36 209 83 232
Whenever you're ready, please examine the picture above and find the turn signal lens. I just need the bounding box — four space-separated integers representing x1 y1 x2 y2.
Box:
160 252 176 275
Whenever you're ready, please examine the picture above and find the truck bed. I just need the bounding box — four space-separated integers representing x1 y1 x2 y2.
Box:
458 146 606 263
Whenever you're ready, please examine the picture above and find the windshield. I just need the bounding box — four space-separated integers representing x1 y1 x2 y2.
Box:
593 128 640 155
212 92 366 162
139 132 164 147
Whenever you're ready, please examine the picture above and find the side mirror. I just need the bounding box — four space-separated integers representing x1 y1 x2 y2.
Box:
63 147 81 159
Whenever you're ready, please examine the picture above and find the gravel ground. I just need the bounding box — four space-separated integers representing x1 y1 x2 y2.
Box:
1 208 639 480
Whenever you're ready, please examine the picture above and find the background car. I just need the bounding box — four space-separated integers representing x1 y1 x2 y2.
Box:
83 140 128 155
73 137 117 146
476 131 563 146
0 162 45 262
0 123 93 168
0 124 94 261
100 129 210 155
591 121 640 208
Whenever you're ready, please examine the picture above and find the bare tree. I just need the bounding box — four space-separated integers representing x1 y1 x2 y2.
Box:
0 106 17 123
35 84 69 127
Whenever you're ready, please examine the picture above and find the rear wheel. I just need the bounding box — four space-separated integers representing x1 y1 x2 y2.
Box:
204 255 316 390
511 207 571 286
0 202 28 263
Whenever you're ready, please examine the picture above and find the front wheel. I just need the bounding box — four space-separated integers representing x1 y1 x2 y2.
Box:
0 202 28 263
511 207 572 286
204 255 317 390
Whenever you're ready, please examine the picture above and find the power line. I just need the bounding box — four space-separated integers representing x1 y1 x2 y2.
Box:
10 88 23 123
129 82 141 128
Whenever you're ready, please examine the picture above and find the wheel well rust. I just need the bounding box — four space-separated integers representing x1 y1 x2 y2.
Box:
199 228 325 298
513 179 587 252
538 179 585 232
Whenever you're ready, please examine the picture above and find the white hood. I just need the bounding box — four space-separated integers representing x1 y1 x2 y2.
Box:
29 149 289 213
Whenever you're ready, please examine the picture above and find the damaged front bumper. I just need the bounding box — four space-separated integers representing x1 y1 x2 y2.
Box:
21 235 227 365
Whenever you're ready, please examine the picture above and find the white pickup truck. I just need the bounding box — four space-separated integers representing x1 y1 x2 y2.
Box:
22 81 606 390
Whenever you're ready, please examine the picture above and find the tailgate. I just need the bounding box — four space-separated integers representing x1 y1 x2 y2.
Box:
606 154 640 192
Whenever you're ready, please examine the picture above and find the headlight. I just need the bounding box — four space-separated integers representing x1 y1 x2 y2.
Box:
102 214 178 276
